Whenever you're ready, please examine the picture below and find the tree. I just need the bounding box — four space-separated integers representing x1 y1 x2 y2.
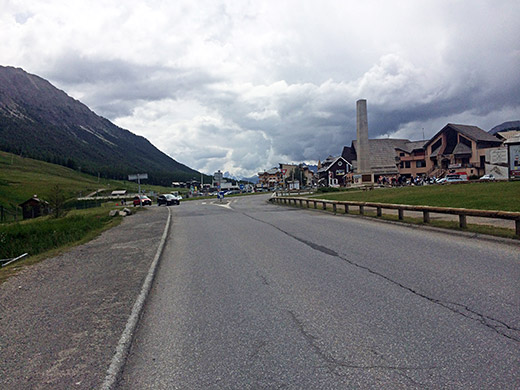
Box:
47 184 67 218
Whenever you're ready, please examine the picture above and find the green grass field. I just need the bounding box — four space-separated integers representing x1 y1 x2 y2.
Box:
312 181 520 212
0 151 180 282
0 206 124 283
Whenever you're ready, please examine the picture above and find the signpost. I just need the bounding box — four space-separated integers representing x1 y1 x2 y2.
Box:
128 173 148 204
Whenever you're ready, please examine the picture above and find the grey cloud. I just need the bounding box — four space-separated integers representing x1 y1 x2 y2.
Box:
44 53 220 117
15 1 519 177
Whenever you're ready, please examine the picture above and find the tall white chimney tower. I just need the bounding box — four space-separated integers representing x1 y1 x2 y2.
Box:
356 99 370 174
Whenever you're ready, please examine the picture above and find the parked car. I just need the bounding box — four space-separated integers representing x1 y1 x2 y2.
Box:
170 191 183 203
133 195 152 206
479 174 496 181
158 194 179 206
437 174 467 184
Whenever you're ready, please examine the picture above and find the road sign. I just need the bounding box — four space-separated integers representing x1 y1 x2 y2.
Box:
128 173 148 181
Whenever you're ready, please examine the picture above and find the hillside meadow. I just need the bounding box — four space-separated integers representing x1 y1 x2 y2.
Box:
0 151 185 214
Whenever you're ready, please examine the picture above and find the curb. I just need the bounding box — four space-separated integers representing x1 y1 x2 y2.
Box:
100 206 172 390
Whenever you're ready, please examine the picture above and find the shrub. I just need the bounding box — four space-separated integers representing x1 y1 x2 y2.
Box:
317 187 342 193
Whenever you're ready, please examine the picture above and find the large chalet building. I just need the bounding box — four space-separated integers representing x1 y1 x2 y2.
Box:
422 124 502 178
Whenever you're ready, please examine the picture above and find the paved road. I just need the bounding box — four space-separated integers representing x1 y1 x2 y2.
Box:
118 194 520 389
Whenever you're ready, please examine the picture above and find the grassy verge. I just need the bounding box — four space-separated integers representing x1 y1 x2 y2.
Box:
311 181 520 212
0 206 124 284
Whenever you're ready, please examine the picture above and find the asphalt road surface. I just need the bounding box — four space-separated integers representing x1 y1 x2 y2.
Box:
118 194 519 389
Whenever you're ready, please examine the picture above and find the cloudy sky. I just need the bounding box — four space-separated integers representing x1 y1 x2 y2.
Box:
2 0 520 177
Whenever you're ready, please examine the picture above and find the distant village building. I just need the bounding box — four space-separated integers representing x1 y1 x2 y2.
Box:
258 168 282 189
506 134 520 179
19 195 49 220
317 156 352 187
342 139 412 178
279 163 315 187
213 170 224 187
394 140 429 178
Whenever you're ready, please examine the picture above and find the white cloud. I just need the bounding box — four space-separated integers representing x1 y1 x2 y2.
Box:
1 0 519 177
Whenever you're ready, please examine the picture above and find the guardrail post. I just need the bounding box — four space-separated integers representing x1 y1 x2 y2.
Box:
333 203 337 213
313 201 317 209
376 206 382 217
423 211 430 223
306 200 310 208
322 202 327 210
516 220 520 237
299 199 303 207
344 204 349 214
459 214 467 229
359 205 364 215
398 208 403 220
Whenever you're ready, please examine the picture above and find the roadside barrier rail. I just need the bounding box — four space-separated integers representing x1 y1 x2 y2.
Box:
269 196 520 237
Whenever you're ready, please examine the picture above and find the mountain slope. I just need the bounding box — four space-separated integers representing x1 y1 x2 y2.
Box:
0 65 201 185
488 120 520 134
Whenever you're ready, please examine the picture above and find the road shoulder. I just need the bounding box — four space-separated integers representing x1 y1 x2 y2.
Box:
0 206 169 390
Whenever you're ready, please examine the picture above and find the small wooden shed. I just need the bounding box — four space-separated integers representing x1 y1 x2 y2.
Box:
19 195 49 220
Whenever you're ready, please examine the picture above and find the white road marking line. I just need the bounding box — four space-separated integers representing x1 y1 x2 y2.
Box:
100 207 172 390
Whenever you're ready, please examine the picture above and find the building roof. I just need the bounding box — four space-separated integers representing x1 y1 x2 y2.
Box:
504 134 520 144
317 156 351 173
341 146 357 162
352 138 410 174
19 196 48 207
396 140 428 153
452 142 472 155
425 123 501 147
495 130 520 140
258 167 279 175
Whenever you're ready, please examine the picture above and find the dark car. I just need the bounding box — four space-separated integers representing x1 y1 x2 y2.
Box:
133 195 152 206
157 194 179 206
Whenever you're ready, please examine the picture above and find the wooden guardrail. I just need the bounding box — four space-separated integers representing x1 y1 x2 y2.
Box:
269 196 520 237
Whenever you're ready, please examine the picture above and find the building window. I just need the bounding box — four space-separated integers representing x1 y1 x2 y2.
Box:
431 138 442 153
416 160 426 168
399 152 405 157
459 136 472 148
405 161 411 168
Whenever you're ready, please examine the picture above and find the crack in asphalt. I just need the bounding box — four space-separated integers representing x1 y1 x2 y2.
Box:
244 213 520 344
288 310 435 378
246 339 268 368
